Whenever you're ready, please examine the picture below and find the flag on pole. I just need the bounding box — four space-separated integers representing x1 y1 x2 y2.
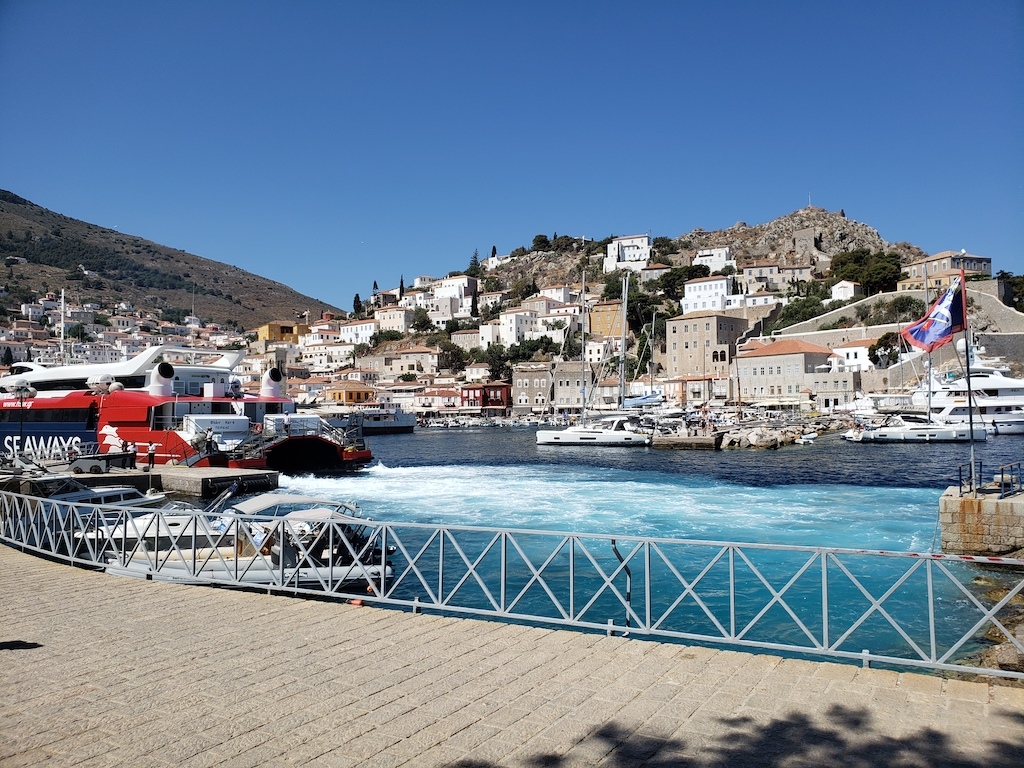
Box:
900 272 966 353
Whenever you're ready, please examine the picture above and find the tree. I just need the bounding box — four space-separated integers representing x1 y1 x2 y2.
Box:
531 234 551 252
466 249 482 278
869 332 903 368
439 340 468 373
656 265 711 300
1 347 12 366
353 293 363 317
399 275 405 297
491 245 497 259
372 280 379 294
412 307 433 333
399 372 419 382
470 291 479 317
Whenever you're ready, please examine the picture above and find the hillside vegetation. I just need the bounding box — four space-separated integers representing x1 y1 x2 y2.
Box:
0 190 342 329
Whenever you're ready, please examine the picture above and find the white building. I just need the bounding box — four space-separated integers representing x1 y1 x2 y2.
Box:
693 247 736 274
338 318 379 346
478 320 501 349
830 338 878 372
540 285 574 304
499 308 538 345
680 275 735 314
603 235 652 274
830 281 863 303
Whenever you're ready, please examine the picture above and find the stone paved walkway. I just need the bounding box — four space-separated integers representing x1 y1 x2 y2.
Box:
1 544 1021 767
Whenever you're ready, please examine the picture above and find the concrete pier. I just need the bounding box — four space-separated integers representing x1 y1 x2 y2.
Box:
940 482 1024 556
1 545 1020 767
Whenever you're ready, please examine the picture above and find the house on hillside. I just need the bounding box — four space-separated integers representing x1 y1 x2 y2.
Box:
603 235 652 274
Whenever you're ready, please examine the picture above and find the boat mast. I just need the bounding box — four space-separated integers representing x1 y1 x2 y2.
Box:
618 274 629 410
580 273 587 423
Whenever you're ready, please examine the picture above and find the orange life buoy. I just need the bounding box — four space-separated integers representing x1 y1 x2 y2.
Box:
253 423 263 434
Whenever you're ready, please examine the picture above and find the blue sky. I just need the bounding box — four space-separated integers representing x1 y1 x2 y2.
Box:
1 1 1021 310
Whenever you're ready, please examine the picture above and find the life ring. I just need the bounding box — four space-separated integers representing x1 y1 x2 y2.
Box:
252 423 263 434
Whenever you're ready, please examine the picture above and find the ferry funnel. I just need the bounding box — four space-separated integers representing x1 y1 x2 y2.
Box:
260 367 285 398
148 362 175 396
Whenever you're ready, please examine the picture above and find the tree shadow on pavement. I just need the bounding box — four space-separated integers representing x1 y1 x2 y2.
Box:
451 704 1024 768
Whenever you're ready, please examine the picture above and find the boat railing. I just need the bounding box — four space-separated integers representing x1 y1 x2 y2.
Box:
1 489 1022 681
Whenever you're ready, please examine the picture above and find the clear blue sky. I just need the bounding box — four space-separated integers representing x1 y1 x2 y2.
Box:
2 1 1021 310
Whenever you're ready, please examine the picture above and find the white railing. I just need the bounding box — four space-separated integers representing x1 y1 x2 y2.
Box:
1 489 1022 680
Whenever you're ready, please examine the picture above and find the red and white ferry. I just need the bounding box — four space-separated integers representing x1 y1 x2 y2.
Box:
0 346 373 474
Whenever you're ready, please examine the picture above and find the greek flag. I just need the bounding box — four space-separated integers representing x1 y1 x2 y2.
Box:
900 273 965 353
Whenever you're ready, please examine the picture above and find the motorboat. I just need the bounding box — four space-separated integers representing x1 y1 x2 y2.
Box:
103 493 393 589
843 414 989 443
320 405 416 435
537 415 652 446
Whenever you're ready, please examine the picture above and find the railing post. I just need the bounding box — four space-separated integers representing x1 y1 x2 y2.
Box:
862 649 871 668
413 596 421 614
606 619 615 637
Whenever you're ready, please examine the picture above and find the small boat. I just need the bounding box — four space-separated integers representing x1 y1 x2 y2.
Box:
103 493 393 589
843 415 989 443
537 415 652 446
794 432 818 445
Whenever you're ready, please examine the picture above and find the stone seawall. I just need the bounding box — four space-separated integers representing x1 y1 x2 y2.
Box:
939 486 1024 556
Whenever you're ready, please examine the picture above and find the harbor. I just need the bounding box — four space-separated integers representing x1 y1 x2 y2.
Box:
2 543 1021 767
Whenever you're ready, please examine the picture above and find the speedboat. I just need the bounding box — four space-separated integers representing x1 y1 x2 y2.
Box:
103 493 393 590
536 415 651 446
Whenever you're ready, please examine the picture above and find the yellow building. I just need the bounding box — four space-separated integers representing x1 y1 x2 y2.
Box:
588 300 625 339
257 321 311 344
325 379 375 406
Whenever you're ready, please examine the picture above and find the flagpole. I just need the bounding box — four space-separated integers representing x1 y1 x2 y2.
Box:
961 269 978 492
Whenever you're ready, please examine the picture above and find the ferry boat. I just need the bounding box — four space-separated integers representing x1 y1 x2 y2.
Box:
0 346 372 474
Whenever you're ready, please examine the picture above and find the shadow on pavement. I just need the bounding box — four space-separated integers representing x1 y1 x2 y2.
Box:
452 704 1024 768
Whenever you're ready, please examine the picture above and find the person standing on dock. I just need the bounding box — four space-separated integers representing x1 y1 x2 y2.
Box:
127 442 137 469
146 442 156 471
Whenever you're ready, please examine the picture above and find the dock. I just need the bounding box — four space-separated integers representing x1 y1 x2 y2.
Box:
1 544 1019 767
651 431 724 450
2 464 279 499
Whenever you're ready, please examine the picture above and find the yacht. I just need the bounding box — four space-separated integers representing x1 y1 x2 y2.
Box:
536 415 651 446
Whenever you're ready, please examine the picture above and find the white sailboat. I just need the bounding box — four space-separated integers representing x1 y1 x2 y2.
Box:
537 275 650 447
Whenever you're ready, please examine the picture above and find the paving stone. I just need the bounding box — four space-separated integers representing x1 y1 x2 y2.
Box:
1 544 1020 767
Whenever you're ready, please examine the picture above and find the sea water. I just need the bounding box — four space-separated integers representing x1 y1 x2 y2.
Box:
274 428 1022 662
279 428 1022 552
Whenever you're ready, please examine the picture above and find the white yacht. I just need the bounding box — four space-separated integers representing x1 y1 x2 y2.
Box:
912 371 1024 435
843 414 989 443
536 415 651 446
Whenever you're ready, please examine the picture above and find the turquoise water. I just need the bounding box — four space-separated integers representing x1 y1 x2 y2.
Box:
277 428 1022 552
271 428 1022 664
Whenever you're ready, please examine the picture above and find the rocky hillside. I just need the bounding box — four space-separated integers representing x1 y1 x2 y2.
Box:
673 206 927 266
487 207 928 291
0 190 343 330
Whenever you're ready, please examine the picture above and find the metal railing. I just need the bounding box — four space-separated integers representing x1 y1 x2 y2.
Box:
997 462 1022 499
2 489 1022 680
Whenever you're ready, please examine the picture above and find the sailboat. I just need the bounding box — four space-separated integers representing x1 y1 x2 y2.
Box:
537 275 650 446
